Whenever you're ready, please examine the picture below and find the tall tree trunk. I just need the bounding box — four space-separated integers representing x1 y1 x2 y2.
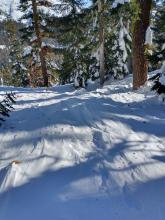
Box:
32 0 48 87
98 0 105 86
132 0 152 90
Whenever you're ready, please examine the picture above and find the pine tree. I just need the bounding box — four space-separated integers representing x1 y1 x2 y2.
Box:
2 18 26 86
19 0 54 87
10 38 28 87
46 0 131 87
105 2 131 79
150 2 165 68
47 0 98 87
3 17 28 87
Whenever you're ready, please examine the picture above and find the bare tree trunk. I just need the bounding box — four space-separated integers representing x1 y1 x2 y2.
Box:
132 0 152 90
98 0 105 86
32 0 48 87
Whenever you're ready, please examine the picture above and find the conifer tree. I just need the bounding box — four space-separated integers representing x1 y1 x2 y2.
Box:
3 16 28 87
19 0 54 87
47 0 98 87
47 0 131 87
105 2 131 79
10 38 28 87
150 1 165 68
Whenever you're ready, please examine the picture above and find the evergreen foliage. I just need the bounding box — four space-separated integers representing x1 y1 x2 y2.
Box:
6 20 29 87
19 0 54 87
150 2 165 68
0 92 16 126
49 0 131 87
46 0 99 87
0 0 164 89
105 3 131 79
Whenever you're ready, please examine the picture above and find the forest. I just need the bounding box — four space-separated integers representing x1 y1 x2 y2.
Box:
0 1 165 220
0 0 164 91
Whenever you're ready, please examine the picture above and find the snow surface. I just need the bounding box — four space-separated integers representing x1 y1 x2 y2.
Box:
0 76 165 220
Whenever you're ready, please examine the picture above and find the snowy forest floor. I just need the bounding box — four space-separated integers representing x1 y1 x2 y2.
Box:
0 75 165 220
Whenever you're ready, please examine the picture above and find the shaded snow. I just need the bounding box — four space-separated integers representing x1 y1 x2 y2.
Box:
0 76 165 220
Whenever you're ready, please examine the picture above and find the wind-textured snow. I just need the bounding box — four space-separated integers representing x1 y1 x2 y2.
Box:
0 76 165 220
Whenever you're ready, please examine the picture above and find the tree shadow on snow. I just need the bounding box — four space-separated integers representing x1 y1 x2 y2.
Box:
0 141 165 220
0 86 165 219
0 93 164 138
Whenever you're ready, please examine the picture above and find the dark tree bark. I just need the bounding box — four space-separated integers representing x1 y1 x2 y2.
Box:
32 0 48 87
132 0 152 90
98 0 105 86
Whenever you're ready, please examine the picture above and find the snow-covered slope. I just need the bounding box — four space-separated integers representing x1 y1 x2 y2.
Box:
0 76 165 220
